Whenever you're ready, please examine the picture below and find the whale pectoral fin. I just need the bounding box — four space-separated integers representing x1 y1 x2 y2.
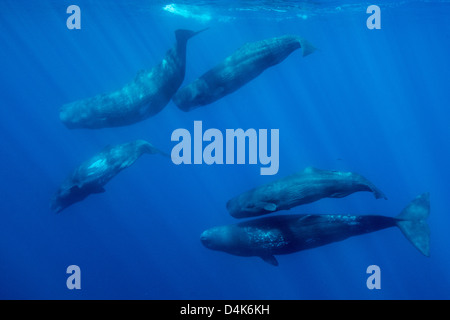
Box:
261 202 277 212
92 186 106 194
329 192 350 198
261 255 279 266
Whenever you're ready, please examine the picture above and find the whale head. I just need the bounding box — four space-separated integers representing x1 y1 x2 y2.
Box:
172 77 213 112
200 225 245 256
59 101 90 129
50 178 104 213
200 226 229 250
50 184 83 213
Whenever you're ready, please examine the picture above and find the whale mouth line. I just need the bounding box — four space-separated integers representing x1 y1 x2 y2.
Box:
200 231 213 248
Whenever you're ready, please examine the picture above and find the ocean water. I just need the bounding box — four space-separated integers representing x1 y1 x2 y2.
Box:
0 0 449 300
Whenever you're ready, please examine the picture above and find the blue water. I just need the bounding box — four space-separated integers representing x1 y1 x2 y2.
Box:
1 0 449 300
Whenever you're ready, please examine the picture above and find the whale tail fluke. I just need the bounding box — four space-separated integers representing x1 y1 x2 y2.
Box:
147 147 170 158
156 150 171 158
138 140 170 158
395 192 430 256
298 38 316 57
175 28 209 44
367 182 388 200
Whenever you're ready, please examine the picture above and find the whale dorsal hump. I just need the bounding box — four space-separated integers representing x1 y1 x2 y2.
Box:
134 69 146 81
303 166 321 174
261 255 279 266
99 144 113 153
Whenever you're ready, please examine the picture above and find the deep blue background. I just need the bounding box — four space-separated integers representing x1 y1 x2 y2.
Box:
0 0 449 299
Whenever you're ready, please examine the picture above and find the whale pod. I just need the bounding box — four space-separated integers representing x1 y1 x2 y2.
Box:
202 193 430 265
